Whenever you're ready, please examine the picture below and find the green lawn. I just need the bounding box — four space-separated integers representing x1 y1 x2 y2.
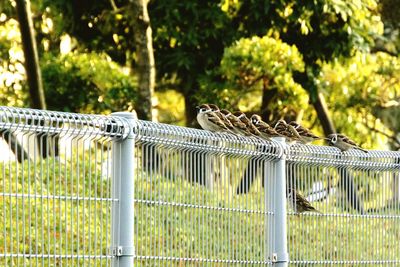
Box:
1 156 400 266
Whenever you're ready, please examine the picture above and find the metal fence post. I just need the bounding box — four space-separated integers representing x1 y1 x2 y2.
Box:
269 137 289 266
111 112 136 267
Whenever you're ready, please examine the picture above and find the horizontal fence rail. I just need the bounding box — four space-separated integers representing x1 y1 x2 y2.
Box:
1 106 400 266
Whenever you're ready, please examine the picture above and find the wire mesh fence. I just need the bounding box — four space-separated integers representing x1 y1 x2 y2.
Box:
286 144 400 265
133 120 283 266
0 106 128 266
1 106 400 266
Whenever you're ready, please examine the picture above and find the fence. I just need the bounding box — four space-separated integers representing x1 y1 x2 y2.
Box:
0 106 399 266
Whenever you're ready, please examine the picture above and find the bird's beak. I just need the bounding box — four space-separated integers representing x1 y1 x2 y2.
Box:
195 106 200 110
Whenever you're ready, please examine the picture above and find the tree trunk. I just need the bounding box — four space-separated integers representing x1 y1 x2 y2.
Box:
236 79 277 194
260 78 277 123
15 0 46 109
295 69 364 213
311 92 336 134
14 0 51 160
130 0 155 121
183 85 199 128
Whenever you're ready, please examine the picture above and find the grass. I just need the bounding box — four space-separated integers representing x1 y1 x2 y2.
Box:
1 153 400 266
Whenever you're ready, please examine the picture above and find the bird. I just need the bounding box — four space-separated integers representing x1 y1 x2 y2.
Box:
250 114 282 140
273 119 299 143
288 187 322 214
233 111 262 137
287 121 322 144
326 133 368 153
220 109 251 136
196 104 234 134
207 104 237 133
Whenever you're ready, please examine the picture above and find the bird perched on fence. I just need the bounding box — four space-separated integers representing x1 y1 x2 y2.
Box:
250 114 282 140
273 119 299 143
287 121 323 144
233 111 262 137
326 133 368 153
220 109 250 136
288 187 322 214
207 104 237 134
196 104 235 134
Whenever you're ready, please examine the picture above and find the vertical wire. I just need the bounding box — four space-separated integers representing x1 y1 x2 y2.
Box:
62 135 68 267
140 143 145 265
39 134 44 267
15 131 20 267
60 133 65 266
89 137 95 266
52 134 56 266
9 131 14 265
1 132 6 265
19 131 25 267
84 130 89 266
107 141 112 267
33 131 38 266
45 133 51 267
132 140 137 266
98 138 102 266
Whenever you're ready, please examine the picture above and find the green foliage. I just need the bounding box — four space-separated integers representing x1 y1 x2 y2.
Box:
221 36 304 86
218 36 308 115
41 52 137 113
321 51 400 148
149 0 236 109
0 18 28 107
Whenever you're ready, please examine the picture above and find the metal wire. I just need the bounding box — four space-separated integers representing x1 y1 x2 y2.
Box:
2 106 400 266
286 143 400 265
133 120 280 266
0 106 126 266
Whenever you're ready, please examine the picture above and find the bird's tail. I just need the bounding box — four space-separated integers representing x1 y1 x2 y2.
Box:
355 146 368 153
313 208 323 214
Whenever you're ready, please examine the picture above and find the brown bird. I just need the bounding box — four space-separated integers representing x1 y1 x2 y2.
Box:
273 119 299 143
196 104 234 134
288 188 322 214
207 104 237 133
326 133 368 153
287 121 322 144
233 111 262 137
220 109 250 136
250 114 282 140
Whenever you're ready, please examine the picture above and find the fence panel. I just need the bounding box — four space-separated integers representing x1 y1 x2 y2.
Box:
132 120 282 266
286 144 400 265
2 106 400 267
0 107 128 266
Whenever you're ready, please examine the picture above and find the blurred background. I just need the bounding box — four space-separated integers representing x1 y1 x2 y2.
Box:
0 0 399 150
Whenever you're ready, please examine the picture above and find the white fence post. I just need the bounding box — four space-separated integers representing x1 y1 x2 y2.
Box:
269 137 289 266
111 112 136 267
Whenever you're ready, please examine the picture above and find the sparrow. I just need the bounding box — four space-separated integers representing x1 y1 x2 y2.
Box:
207 104 237 133
233 111 262 137
250 114 282 140
196 104 234 134
273 119 299 143
220 109 250 136
288 188 322 214
287 121 322 144
326 133 368 153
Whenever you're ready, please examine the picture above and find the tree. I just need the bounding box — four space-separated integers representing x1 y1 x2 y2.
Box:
15 0 46 109
149 0 235 126
129 0 155 121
